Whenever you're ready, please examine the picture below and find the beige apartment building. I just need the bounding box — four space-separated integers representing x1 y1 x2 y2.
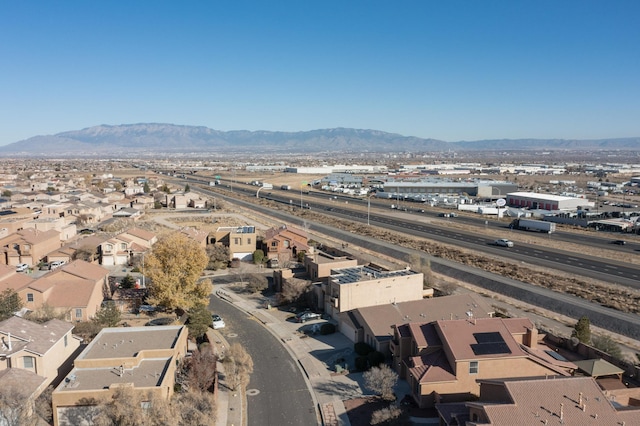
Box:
304 248 358 281
323 265 424 318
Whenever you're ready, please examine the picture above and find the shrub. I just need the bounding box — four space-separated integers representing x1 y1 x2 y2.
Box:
320 323 336 335
368 351 386 367
252 250 265 265
355 356 369 372
355 342 374 356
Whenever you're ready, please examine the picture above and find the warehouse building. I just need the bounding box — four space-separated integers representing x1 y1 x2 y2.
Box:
506 192 593 211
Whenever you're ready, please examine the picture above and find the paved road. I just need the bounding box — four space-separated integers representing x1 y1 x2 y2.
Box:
209 294 318 426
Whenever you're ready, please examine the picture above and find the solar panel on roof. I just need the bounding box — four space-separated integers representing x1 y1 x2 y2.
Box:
471 342 511 356
545 350 568 361
471 332 511 356
473 332 504 344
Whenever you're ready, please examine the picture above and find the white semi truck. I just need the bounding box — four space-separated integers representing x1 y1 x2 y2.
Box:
512 218 556 233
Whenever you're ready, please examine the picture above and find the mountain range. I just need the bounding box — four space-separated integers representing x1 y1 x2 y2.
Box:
1 123 639 157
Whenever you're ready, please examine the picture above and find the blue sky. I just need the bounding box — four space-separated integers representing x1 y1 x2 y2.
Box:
1 1 639 146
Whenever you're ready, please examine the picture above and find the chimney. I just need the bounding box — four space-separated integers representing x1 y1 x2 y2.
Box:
560 403 564 421
578 392 583 405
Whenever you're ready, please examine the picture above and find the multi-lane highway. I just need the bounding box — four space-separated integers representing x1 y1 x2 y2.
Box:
181 174 640 289
162 173 640 338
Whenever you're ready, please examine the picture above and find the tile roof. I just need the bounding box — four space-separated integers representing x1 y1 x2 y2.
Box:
0 271 34 293
409 350 456 384
353 294 494 341
0 316 73 356
0 368 47 398
57 259 109 281
473 376 640 425
41 277 98 309
124 227 156 241
436 318 529 362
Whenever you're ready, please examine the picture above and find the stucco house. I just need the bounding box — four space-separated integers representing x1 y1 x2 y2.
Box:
52 325 189 426
19 260 109 322
395 317 577 408
210 226 257 260
261 224 309 265
0 228 61 267
436 376 640 425
0 316 80 388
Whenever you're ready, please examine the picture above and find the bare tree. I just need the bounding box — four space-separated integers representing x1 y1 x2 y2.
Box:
185 348 218 392
223 343 254 391
73 244 96 262
205 244 230 270
279 277 312 305
371 405 410 425
174 391 216 426
24 303 68 323
92 387 147 426
363 364 398 401
245 273 268 293
0 384 39 426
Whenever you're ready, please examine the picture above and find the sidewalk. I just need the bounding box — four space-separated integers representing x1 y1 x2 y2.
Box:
208 328 244 426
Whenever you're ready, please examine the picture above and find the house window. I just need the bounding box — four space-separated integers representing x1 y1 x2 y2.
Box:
284 240 290 248
469 361 479 374
234 238 240 245
64 335 68 347
27 293 34 302
271 242 277 247
105 244 113 252
247 238 251 245
75 308 82 319
121 243 127 250
23 356 35 369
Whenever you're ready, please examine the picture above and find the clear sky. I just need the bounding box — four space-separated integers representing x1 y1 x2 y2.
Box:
1 1 639 146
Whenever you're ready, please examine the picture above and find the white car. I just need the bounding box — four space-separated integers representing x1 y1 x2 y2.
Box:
495 239 514 248
212 314 226 329
49 260 65 270
16 263 29 272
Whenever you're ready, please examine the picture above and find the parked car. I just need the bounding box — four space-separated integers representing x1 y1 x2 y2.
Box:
295 311 321 323
49 260 65 270
212 314 226 329
16 263 29 272
494 238 514 248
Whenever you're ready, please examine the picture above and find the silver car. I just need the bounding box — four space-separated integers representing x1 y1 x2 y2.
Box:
495 238 514 247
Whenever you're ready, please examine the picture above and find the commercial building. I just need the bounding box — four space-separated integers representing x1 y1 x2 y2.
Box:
506 191 593 211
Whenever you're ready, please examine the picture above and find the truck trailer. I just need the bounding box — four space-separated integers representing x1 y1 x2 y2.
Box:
512 218 556 233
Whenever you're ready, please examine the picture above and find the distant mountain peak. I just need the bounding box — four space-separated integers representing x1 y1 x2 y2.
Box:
1 123 638 157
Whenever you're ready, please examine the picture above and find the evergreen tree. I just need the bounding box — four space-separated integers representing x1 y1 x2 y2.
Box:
572 316 591 343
